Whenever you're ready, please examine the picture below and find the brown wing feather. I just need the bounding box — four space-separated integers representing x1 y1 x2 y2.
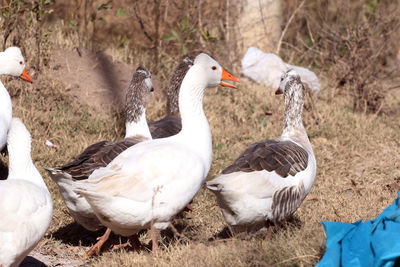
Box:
148 116 181 139
271 184 306 221
59 136 145 180
222 140 309 178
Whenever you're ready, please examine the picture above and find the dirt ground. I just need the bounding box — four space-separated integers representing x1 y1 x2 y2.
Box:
46 48 164 115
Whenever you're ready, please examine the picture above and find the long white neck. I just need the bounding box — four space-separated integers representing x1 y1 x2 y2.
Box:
0 80 12 111
7 136 48 190
125 109 152 139
175 65 212 172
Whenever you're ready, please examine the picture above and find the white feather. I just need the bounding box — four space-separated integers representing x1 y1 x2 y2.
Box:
0 118 53 267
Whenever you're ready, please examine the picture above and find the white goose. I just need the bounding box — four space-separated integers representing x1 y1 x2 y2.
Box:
73 53 239 250
46 67 153 256
0 118 53 267
206 69 316 232
0 47 33 152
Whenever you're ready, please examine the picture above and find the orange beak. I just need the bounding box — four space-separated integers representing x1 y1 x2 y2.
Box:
275 88 282 95
220 68 239 88
19 68 33 83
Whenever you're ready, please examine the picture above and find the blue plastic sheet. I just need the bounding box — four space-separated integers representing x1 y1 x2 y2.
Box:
317 191 400 267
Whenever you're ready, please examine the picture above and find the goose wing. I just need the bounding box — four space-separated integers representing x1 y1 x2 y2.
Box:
59 136 146 180
222 139 309 178
148 116 181 139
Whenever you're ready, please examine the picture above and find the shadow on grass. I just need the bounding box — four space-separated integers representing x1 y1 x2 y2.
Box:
0 157 8 180
209 226 233 241
209 216 303 241
269 215 303 232
20 256 46 267
51 222 116 247
52 222 141 255
51 221 196 254
96 51 124 107
159 220 197 246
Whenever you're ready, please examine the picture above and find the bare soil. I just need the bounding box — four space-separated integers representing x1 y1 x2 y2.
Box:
46 48 163 116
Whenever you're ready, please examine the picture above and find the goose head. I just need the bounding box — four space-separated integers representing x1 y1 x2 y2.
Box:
193 53 239 89
125 66 153 123
135 66 154 93
183 56 194 65
0 47 33 83
275 69 302 96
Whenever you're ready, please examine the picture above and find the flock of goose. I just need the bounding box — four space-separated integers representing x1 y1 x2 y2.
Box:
0 46 316 267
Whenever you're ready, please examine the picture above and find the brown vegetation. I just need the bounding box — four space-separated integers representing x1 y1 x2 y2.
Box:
1 0 400 266
282 0 400 113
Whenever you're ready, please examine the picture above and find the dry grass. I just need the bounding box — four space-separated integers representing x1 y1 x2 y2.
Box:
1 3 400 266
2 43 400 266
86 80 399 267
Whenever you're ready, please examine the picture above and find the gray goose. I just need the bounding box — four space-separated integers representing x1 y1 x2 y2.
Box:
45 66 153 257
206 69 316 233
148 56 193 138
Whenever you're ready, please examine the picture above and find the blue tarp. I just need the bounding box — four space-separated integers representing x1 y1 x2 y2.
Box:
317 191 400 267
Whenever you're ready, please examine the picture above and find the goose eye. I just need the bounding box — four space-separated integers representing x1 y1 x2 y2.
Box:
211 66 217 70
19 61 23 65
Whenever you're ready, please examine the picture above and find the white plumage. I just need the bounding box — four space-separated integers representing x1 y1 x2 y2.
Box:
0 118 53 267
207 69 316 232
0 47 33 151
46 67 154 232
72 53 239 249
241 46 320 92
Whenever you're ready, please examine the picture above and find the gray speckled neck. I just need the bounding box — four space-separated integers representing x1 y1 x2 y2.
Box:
125 67 151 124
166 56 194 117
283 75 305 133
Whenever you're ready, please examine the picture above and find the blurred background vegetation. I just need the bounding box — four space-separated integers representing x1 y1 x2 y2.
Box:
1 0 399 113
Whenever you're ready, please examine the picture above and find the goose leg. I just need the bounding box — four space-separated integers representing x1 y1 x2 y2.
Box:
112 234 142 251
150 224 160 251
264 221 278 241
227 224 235 237
265 227 272 240
85 228 111 258
112 241 131 250
129 234 143 251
